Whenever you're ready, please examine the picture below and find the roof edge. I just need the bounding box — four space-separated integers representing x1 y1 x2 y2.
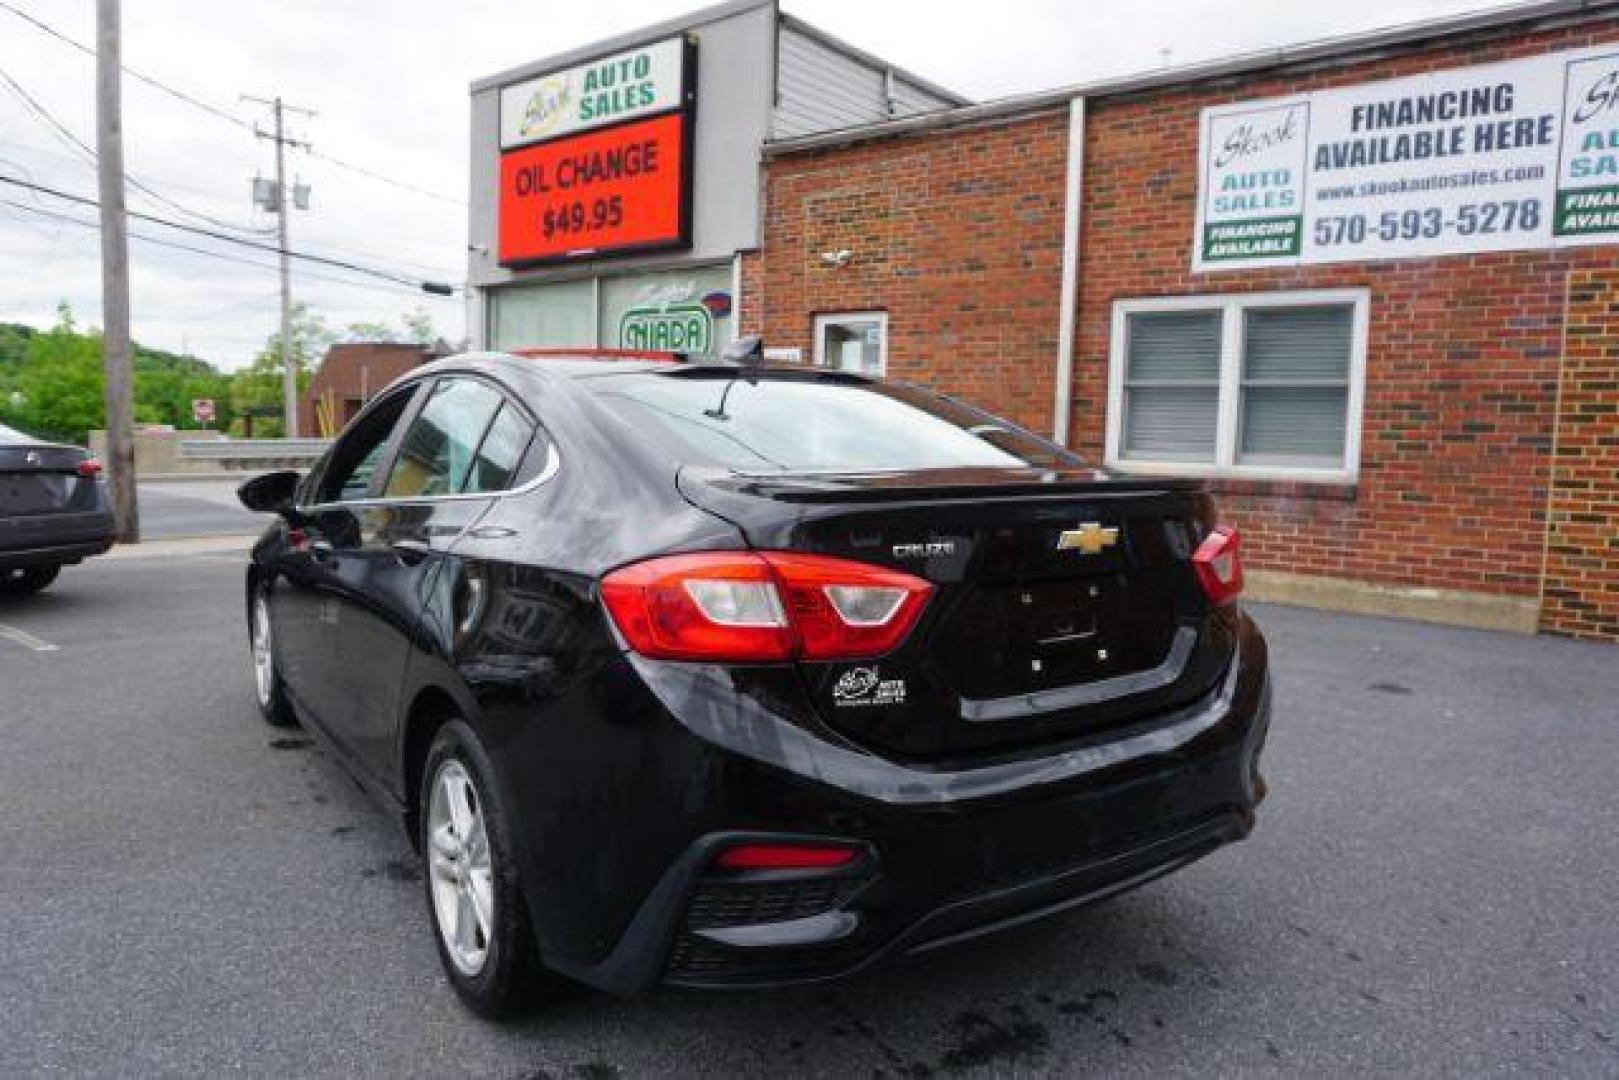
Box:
765 0 1619 156
470 0 773 93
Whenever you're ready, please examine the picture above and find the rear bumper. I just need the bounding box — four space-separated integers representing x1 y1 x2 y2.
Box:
660 808 1254 990
520 613 1271 995
0 510 115 567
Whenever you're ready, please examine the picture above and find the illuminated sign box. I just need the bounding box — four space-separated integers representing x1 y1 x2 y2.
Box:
499 112 690 265
497 36 695 268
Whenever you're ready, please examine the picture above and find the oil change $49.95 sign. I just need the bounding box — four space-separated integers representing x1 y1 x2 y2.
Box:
496 35 693 266
1194 44 1619 270
499 112 688 265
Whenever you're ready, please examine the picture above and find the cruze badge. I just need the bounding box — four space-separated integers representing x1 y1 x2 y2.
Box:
892 540 955 559
1056 522 1119 555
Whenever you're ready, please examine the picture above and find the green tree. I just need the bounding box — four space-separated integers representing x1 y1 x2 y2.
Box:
400 306 436 344
0 305 104 443
227 303 330 437
133 346 234 432
0 304 238 441
340 319 399 344
340 307 437 345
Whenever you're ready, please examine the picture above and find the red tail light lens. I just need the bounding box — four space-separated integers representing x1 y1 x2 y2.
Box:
76 458 103 478
600 552 933 663
762 552 932 661
1192 525 1244 606
713 842 861 871
600 553 795 662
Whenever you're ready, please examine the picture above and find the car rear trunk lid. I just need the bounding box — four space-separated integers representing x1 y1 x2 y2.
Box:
678 466 1237 763
0 443 93 516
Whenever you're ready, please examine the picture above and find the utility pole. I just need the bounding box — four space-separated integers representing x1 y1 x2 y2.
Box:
96 0 137 542
244 95 314 437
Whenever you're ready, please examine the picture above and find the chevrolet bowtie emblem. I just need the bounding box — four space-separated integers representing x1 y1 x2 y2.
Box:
1056 522 1119 555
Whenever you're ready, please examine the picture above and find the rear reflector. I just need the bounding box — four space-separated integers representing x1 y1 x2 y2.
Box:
1192 525 1244 606
600 551 932 663
76 458 103 477
714 843 860 871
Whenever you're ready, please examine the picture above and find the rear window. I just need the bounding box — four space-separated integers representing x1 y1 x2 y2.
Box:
589 371 1079 473
0 422 40 444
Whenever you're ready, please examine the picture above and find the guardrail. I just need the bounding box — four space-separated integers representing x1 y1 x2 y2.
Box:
178 438 331 469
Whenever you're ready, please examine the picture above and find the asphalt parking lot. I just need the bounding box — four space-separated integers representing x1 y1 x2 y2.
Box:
1 550 1616 1078
135 480 265 539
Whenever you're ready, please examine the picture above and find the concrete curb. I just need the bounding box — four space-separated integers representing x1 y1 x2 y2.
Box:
1246 568 1540 635
103 535 257 559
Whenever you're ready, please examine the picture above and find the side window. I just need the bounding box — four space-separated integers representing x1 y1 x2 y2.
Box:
382 378 504 498
814 312 887 375
311 387 419 504
462 403 537 494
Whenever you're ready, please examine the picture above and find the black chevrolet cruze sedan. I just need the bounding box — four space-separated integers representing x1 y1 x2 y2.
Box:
238 348 1270 1017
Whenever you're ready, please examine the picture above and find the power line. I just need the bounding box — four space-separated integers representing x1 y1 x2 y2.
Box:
0 173 458 293
0 0 465 207
0 61 275 237
0 195 459 299
0 0 251 132
4 136 460 279
303 150 465 207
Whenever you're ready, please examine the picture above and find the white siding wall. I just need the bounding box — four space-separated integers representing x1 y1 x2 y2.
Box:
772 25 957 139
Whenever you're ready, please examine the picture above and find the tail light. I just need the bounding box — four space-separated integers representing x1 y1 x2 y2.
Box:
1192 525 1244 606
713 842 861 871
600 551 933 663
76 458 103 478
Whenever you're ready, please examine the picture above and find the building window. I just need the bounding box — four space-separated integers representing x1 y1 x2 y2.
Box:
814 312 887 375
487 266 733 353
1107 290 1367 482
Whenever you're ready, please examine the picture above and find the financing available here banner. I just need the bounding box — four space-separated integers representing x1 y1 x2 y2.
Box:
1193 44 1619 270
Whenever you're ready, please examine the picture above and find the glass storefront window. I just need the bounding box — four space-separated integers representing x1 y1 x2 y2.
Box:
490 279 595 349
488 265 733 353
601 267 732 353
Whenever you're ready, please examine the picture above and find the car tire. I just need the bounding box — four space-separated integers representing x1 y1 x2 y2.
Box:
249 588 298 728
0 565 60 595
420 719 552 1018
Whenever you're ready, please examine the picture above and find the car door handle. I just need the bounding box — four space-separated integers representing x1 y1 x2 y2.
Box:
309 539 334 562
390 538 433 565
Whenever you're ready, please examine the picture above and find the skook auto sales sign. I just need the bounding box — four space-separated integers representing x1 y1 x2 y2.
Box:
1194 45 1619 270
497 36 695 266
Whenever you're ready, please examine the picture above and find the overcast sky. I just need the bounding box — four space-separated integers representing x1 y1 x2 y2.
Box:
0 0 1510 368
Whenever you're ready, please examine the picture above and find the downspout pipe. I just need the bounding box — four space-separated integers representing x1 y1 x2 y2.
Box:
1052 96 1085 446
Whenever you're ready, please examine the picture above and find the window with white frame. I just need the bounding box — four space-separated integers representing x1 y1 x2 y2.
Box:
1106 290 1367 481
814 312 887 376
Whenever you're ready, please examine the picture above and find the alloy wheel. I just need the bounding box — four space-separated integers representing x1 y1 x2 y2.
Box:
426 759 495 975
251 594 275 708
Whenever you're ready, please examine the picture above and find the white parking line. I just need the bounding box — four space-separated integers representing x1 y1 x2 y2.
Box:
0 621 59 652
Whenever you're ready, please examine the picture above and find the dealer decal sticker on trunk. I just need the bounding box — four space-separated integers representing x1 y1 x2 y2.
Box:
833 667 907 707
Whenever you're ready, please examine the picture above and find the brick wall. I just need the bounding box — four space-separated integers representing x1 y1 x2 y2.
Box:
1072 15 1619 619
301 343 435 437
752 113 1071 430
754 13 1619 637
1543 270 1619 639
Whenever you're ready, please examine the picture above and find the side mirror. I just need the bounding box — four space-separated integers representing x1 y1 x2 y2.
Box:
237 470 302 519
